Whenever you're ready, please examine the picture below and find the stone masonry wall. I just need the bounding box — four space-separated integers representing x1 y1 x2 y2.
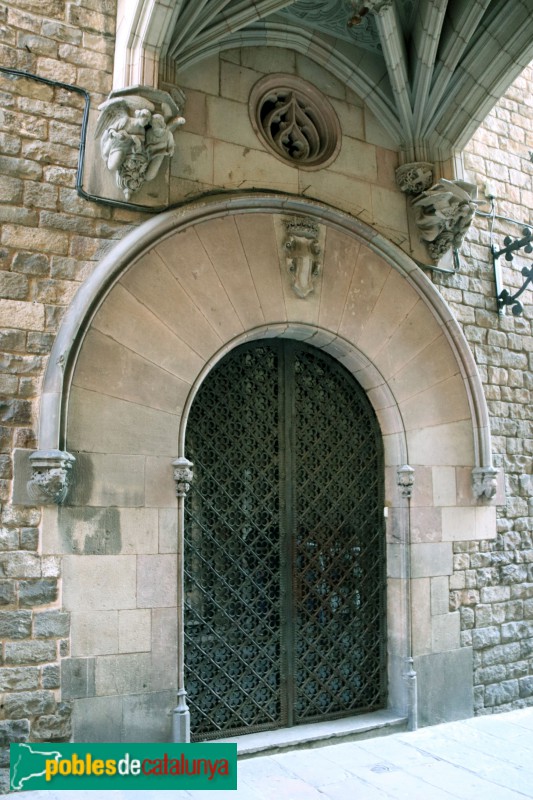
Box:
435 66 533 714
0 0 148 790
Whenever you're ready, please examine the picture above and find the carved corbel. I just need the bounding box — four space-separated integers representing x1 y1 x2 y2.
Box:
284 218 321 298
410 179 478 261
95 86 186 200
472 466 499 501
173 457 194 498
395 162 434 195
27 450 75 505
397 464 415 499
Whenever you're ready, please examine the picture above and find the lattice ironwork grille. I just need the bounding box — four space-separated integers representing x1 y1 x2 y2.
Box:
184 340 386 740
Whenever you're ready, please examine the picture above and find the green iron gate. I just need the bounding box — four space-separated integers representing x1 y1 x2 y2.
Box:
184 339 386 740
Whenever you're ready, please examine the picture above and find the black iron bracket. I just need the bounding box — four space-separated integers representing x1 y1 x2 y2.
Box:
492 227 533 316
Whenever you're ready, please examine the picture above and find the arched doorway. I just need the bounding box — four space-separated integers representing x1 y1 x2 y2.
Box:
184 338 386 740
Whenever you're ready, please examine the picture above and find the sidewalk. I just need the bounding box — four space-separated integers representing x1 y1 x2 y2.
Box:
6 707 533 799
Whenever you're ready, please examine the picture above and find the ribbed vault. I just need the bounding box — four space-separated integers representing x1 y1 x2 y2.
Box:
115 0 533 162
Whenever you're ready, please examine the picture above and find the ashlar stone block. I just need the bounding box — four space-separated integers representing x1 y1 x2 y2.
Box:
119 609 151 653
63 555 136 611
411 542 453 578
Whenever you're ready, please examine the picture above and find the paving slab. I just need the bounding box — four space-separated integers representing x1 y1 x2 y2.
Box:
4 708 533 799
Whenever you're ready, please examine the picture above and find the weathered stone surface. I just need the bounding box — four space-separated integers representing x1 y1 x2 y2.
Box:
41 664 60 689
0 719 30 746
18 578 58 607
32 703 71 742
1 690 55 718
0 666 39 691
33 611 69 638
4 640 56 664
0 610 32 639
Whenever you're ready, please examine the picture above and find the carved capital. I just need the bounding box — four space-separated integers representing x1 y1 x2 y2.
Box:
173 457 194 498
27 449 75 505
284 217 321 298
472 466 499 501
396 162 434 195
411 179 478 261
397 464 415 499
95 85 186 201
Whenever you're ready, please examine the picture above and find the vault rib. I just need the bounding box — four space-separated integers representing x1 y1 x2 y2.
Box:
411 0 448 143
168 0 234 59
370 3 414 151
422 0 492 134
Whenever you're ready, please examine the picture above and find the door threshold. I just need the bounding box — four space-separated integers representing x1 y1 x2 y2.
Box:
219 709 407 757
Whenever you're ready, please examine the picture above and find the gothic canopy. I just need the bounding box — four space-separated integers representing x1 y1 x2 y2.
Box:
116 0 533 162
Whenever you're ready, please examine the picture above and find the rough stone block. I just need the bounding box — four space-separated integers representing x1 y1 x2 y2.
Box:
472 627 501 649
0 581 15 606
32 702 71 742
4 640 56 665
41 664 60 689
0 610 32 639
0 719 30 746
33 611 70 638
415 647 473 726
18 578 57 607
484 679 519 706
2 690 55 718
0 551 40 578
0 666 39 691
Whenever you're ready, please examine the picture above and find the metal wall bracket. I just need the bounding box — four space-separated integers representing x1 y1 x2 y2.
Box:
492 226 533 316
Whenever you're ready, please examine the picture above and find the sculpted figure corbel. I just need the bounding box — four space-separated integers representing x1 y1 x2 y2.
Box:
410 179 478 261
27 449 75 505
472 466 499 501
95 86 185 200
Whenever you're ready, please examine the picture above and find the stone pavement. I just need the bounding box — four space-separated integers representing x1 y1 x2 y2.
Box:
5 707 533 799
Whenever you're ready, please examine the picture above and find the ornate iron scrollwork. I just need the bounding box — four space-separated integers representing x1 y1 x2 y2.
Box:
492 227 533 316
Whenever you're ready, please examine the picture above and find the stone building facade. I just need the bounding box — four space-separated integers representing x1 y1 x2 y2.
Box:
0 0 532 789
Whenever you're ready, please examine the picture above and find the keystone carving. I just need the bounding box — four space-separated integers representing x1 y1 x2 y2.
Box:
173 457 194 498
284 218 321 298
95 86 186 200
410 179 478 261
27 450 75 505
472 466 499 501
396 162 434 195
